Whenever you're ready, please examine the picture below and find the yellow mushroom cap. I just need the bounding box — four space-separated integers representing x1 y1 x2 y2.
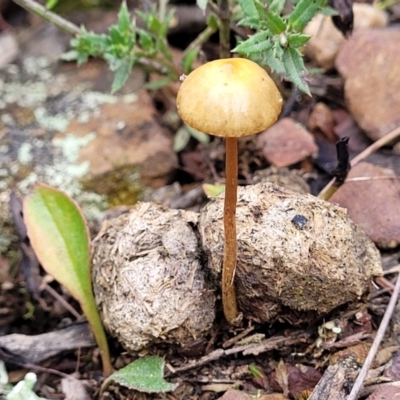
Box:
176 58 283 138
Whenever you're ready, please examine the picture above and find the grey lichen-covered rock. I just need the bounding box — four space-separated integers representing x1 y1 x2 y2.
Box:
92 202 215 352
199 183 382 324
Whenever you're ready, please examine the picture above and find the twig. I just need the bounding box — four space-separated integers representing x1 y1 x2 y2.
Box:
43 282 83 320
218 0 231 59
318 125 400 200
12 0 81 36
207 0 221 16
183 23 218 61
347 273 400 400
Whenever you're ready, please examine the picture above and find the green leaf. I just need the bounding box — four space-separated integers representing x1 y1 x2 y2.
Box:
286 33 310 47
145 77 173 90
138 29 154 52
260 49 285 74
255 2 286 34
238 0 258 17
103 356 178 393
206 13 219 29
23 184 92 303
202 183 225 197
237 16 261 29
248 364 264 378
196 0 208 11
117 2 131 33
182 48 198 73
282 46 310 95
288 0 324 31
233 31 272 55
269 0 286 15
23 183 111 376
173 126 191 152
111 57 135 93
45 0 58 10
6 373 49 400
186 125 210 144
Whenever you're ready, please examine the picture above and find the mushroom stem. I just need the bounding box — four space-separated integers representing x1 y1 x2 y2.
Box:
222 136 239 324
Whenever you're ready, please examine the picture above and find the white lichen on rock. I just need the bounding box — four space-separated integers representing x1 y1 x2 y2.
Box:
0 57 123 253
92 202 216 352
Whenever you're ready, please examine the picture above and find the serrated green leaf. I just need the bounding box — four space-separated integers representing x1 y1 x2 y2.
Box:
196 0 207 11
173 127 191 152
117 2 131 33
111 57 135 93
103 356 178 393
255 2 286 34
269 0 286 15
186 125 210 144
260 48 285 74
286 33 310 47
237 16 261 29
282 46 310 95
182 48 198 74
61 50 79 62
238 0 258 17
233 31 272 55
138 29 154 52
109 26 125 46
288 0 324 31
148 14 163 34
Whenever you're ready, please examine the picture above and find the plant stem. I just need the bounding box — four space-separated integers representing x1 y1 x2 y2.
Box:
81 299 113 377
218 0 231 58
223 137 239 324
13 0 81 36
183 24 219 63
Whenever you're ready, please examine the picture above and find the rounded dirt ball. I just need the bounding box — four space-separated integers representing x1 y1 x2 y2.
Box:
199 182 382 324
92 202 215 352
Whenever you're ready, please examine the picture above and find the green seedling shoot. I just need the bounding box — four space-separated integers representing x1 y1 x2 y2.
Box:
23 183 113 377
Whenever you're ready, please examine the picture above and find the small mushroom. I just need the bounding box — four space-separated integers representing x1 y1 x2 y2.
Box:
177 58 282 324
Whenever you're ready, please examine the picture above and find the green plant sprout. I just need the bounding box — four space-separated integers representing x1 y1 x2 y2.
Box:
23 184 177 393
13 0 332 95
23 183 113 377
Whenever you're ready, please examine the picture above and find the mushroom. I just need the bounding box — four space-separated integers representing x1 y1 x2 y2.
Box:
176 58 283 324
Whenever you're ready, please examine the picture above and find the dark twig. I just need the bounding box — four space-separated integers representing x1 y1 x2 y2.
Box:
318 124 400 200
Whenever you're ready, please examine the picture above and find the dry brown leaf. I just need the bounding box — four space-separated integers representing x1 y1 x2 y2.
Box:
270 364 322 398
217 389 252 400
384 351 400 380
366 385 400 399
275 360 290 397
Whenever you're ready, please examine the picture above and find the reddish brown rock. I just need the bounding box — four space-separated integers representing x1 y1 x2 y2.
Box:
330 162 400 248
336 29 400 141
64 89 177 188
257 118 318 167
304 4 388 71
